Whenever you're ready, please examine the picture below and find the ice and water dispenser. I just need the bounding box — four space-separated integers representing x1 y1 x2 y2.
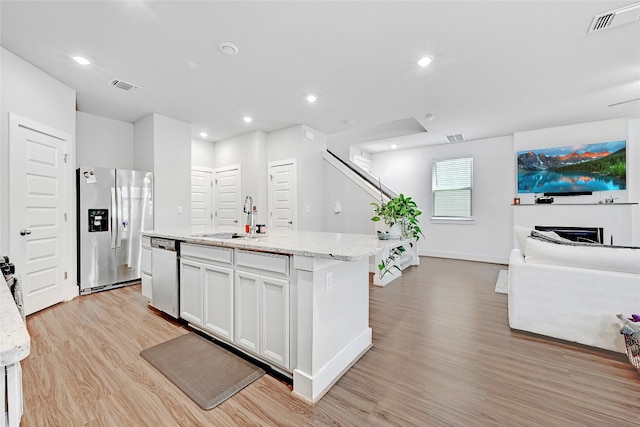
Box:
88 209 109 232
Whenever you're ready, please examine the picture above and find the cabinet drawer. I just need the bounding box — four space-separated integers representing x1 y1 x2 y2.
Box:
181 243 233 264
236 250 289 276
141 248 152 274
141 235 151 249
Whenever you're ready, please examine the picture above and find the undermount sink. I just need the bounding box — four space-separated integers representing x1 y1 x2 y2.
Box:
191 232 244 239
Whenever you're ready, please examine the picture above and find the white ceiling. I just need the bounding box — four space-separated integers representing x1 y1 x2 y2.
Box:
1 1 639 153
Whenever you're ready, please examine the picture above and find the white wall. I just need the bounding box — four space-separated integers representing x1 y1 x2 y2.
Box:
191 138 216 169
372 135 514 264
76 111 134 169
213 131 268 224
134 114 191 230
322 161 378 234
209 126 328 230
0 47 78 299
267 125 327 231
513 118 639 246
133 114 154 172
514 118 631 205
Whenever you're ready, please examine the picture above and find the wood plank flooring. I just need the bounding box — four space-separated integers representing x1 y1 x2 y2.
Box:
21 257 640 426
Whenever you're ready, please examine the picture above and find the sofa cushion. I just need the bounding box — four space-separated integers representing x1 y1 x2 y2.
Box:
525 233 640 274
514 226 569 256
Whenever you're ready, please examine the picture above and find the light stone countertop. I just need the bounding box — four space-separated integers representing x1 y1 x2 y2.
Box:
1 275 30 366
143 228 410 261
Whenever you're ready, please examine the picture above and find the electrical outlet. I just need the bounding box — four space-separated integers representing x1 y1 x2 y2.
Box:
177 206 183 214
325 272 333 291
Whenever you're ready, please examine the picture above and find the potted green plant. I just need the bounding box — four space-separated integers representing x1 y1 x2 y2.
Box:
371 193 424 278
371 193 424 241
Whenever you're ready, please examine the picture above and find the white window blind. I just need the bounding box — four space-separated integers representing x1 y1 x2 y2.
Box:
432 157 473 218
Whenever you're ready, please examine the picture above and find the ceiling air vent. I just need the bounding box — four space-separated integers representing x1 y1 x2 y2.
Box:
446 133 465 143
588 3 640 33
109 78 140 92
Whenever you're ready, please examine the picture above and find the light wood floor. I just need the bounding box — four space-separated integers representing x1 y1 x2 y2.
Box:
21 257 640 426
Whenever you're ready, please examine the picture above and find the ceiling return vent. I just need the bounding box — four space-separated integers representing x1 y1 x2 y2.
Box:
446 133 465 143
109 78 140 92
588 3 640 33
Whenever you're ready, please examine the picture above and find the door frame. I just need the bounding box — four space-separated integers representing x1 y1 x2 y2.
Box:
9 112 75 311
267 158 297 231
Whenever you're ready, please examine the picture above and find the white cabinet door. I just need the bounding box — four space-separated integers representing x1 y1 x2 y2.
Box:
141 247 152 299
203 264 234 341
234 270 260 353
180 259 204 326
260 276 289 368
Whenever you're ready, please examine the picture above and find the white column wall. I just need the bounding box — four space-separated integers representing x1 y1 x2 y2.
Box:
76 111 134 169
152 114 192 230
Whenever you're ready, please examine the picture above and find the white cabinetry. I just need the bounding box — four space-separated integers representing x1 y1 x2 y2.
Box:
180 244 234 342
259 275 289 367
234 250 290 369
179 258 204 325
178 244 290 370
234 270 260 353
141 236 152 299
203 264 234 340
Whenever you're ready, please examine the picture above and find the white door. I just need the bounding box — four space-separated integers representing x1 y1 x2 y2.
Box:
214 165 241 230
9 114 70 315
191 169 213 230
268 159 297 230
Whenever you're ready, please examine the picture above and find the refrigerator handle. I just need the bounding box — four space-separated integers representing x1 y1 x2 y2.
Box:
116 187 123 248
110 187 117 249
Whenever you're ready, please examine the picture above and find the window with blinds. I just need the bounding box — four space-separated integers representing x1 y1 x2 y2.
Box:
432 156 473 218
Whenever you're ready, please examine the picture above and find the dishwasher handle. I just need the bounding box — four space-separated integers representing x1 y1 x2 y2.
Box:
150 238 177 251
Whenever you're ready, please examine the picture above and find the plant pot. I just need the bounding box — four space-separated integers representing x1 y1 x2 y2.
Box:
377 231 390 240
388 223 402 239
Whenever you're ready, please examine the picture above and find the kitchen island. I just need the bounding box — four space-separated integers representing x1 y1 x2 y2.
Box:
142 228 407 403
2 275 30 426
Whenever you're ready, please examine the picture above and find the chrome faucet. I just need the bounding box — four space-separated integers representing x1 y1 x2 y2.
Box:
243 196 257 234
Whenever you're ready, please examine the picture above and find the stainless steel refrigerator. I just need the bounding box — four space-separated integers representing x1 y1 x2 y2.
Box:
77 166 153 294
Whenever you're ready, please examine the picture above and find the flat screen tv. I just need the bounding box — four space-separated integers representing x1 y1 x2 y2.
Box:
517 140 626 195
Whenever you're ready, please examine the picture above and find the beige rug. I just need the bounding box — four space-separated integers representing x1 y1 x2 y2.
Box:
494 269 509 294
141 332 264 410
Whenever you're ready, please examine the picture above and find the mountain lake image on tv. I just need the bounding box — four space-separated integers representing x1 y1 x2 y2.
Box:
517 140 626 194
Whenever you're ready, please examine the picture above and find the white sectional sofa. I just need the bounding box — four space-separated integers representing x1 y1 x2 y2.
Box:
508 229 640 353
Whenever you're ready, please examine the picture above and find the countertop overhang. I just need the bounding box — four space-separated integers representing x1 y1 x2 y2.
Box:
1 276 30 366
143 228 409 261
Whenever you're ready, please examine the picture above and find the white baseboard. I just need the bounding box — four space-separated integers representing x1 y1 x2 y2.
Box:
292 327 372 403
419 249 508 265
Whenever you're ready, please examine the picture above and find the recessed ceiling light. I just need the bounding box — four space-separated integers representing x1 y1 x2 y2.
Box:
306 94 317 103
72 56 91 65
342 119 355 125
243 116 253 123
390 144 398 149
199 132 208 138
418 56 433 67
218 42 239 56
424 113 435 121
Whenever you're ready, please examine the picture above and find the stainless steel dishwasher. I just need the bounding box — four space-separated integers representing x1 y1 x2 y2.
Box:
150 237 179 318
